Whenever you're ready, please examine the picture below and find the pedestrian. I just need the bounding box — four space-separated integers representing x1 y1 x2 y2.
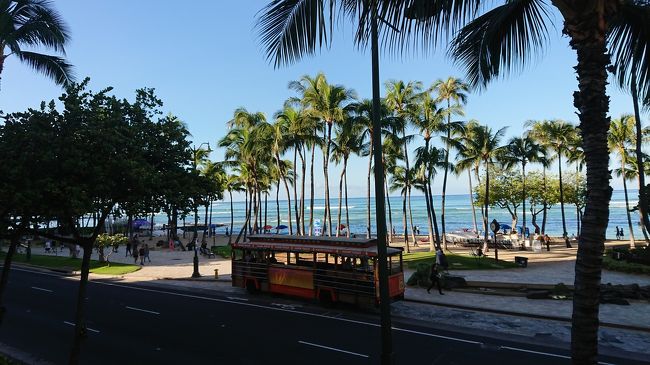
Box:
133 244 139 263
436 248 449 271
125 241 132 257
144 244 151 263
615 226 620 240
138 246 145 265
225 227 229 236
427 263 444 295
619 227 624 239
544 234 551 252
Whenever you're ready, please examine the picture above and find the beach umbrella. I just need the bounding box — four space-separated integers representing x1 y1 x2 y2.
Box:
500 224 512 230
339 224 346 229
132 218 150 228
276 225 288 230
263 225 273 230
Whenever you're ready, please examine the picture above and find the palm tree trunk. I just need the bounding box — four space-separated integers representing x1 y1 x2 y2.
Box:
283 178 293 235
228 190 234 245
483 163 490 252
621 158 636 247
427 179 442 250
558 154 571 248
385 178 393 243
69 243 93 365
264 192 268 231
0 234 20 324
293 149 301 235
407 186 417 246
202 201 209 243
367 143 373 238
309 143 316 236
276 181 281 232
423 179 435 251
441 110 451 249
542 166 548 235
568 20 612 363
336 163 345 237
468 170 478 234
208 202 213 240
243 189 248 239
299 147 307 235
344 163 350 238
323 122 333 236
402 191 409 253
258 189 263 233
522 163 527 241
631 76 650 243
576 165 581 237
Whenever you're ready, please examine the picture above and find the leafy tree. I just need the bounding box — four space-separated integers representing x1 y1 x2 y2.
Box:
0 0 74 86
94 234 128 264
474 169 523 230
526 171 560 235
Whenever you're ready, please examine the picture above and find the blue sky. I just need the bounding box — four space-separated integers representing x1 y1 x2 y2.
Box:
1 1 644 200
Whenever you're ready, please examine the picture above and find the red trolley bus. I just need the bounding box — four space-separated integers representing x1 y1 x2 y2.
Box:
232 234 405 306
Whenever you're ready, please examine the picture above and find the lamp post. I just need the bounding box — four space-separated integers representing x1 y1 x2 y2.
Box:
191 142 211 278
369 1 394 363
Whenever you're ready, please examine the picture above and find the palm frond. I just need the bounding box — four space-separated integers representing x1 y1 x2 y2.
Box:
256 0 335 67
608 0 650 105
16 51 73 86
449 0 553 88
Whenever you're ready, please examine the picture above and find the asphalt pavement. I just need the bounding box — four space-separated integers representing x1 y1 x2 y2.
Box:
0 267 644 365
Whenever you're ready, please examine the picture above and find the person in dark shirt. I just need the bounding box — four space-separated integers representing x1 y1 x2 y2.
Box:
427 263 444 295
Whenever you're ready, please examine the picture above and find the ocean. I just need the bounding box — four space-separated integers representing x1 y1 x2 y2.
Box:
153 189 647 240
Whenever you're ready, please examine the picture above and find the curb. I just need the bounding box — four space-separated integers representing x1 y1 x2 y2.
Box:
9 263 77 276
403 297 650 333
161 276 232 283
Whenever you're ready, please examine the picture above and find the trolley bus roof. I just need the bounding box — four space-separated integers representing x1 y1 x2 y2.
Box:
234 234 402 257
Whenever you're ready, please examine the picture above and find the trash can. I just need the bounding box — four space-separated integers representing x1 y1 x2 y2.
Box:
214 268 219 279
514 256 528 268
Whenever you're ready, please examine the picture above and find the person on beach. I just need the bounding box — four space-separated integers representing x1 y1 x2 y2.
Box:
125 241 132 257
619 227 624 239
615 226 620 240
427 263 444 295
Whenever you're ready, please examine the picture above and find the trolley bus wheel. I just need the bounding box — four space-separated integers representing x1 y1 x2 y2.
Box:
246 279 259 294
318 290 335 307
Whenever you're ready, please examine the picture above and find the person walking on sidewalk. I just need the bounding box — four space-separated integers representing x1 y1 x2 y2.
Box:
138 246 145 265
427 263 444 295
144 244 151 263
133 243 139 263
125 241 132 257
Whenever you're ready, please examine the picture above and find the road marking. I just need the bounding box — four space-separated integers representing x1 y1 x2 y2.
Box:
500 346 614 365
393 327 482 345
126 306 160 315
30 286 52 293
63 321 100 333
298 340 369 358
271 303 299 310
226 296 249 301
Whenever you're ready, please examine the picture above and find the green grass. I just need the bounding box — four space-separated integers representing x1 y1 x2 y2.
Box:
1 252 141 275
403 251 520 270
211 244 232 258
603 255 650 275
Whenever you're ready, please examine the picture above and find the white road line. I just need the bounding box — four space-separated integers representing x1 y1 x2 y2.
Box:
298 340 369 358
125 306 160 315
393 327 482 345
63 321 100 333
226 296 249 302
500 346 615 365
30 286 52 293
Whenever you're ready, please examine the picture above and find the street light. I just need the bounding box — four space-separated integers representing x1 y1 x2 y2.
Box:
191 142 211 278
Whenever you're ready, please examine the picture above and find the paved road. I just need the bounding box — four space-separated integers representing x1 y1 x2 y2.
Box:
0 267 642 365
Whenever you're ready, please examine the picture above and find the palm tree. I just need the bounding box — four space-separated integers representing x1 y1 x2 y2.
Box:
501 135 546 243
271 114 294 234
457 124 507 252
226 175 243 244
609 115 638 246
528 120 576 248
454 120 484 235
385 80 421 245
389 165 412 253
383 134 402 243
0 0 74 86
566 133 585 237
331 117 363 237
432 77 468 248
256 1 650 361
289 73 354 236
414 144 446 251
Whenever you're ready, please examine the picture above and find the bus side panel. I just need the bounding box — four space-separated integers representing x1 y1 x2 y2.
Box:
268 267 315 299
388 273 405 298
